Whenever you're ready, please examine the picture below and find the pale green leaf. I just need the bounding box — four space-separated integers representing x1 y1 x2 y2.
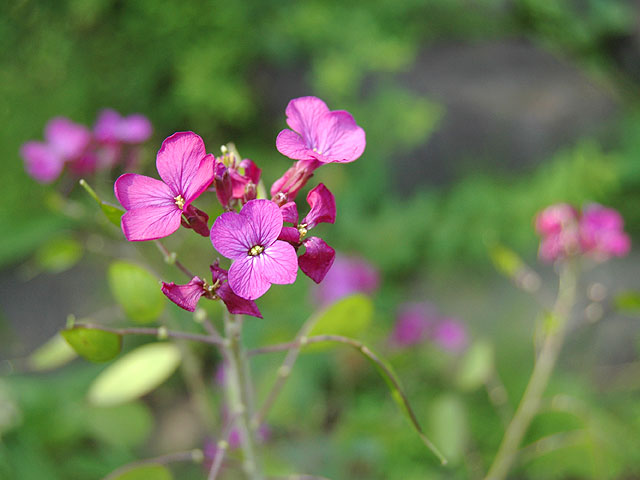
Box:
88 342 181 406
61 326 122 363
307 294 373 346
28 333 77 371
428 394 468 465
108 464 172 480
455 340 494 391
86 402 153 448
108 261 165 324
35 236 83 273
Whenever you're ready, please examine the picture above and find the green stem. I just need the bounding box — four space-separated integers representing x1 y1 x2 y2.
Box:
484 263 578 480
223 312 263 480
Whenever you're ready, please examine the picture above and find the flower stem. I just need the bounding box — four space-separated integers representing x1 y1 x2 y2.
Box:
223 312 263 480
484 263 578 480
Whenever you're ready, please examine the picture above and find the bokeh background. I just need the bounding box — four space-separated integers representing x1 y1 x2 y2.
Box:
1 1 640 479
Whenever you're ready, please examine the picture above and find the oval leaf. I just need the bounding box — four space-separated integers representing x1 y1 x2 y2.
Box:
455 340 494 391
108 261 165 324
88 342 181 406
35 236 83 273
61 327 122 363
428 394 468 465
107 464 172 480
28 333 78 371
101 203 125 227
308 294 373 339
614 291 640 315
86 402 153 448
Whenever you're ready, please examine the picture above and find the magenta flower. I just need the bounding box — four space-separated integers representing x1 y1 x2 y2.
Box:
535 203 578 236
213 153 261 209
433 318 468 353
270 158 321 204
278 183 337 283
162 262 261 318
20 142 65 183
391 303 438 347
313 255 379 306
276 96 366 164
534 204 580 262
114 131 215 241
94 109 152 144
210 199 298 300
579 204 631 259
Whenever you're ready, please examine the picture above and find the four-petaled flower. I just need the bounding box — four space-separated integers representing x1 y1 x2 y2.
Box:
114 131 215 241
278 183 337 283
162 261 261 318
210 199 298 300
276 96 366 164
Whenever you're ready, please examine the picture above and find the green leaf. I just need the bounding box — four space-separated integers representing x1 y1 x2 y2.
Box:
101 203 125 227
428 394 468 465
85 402 153 448
27 333 77 371
489 243 523 278
455 340 494 391
34 236 83 273
107 464 173 480
87 342 181 406
614 291 640 315
108 261 165 324
307 294 373 345
61 327 122 363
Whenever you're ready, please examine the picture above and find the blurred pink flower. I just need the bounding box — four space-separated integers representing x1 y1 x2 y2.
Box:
94 109 152 144
390 303 438 347
579 204 631 259
433 318 468 353
313 255 379 306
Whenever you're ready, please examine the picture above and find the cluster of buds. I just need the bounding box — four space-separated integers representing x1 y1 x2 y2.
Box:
112 96 366 317
535 203 631 263
20 110 152 184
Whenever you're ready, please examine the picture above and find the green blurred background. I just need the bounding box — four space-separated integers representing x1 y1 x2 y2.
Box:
1 0 640 479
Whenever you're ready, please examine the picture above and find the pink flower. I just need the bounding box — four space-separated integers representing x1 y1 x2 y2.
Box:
94 109 152 144
114 131 215 241
534 204 580 262
535 203 578 236
213 152 261 209
433 318 468 353
270 158 321 204
210 199 298 300
162 262 261 318
391 303 438 347
276 96 366 164
20 142 65 183
579 204 631 259
313 255 379 306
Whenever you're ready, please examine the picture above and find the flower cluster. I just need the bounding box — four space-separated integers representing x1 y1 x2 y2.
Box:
390 302 468 353
535 203 631 262
20 110 152 184
112 96 365 316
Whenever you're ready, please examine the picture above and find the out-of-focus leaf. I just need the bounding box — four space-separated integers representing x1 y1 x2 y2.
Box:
306 294 373 347
61 326 122 363
85 402 153 448
34 236 83 273
428 394 467 465
108 261 165 324
614 291 640 315
107 464 173 480
101 203 124 227
27 333 77 371
87 342 181 406
489 244 523 278
455 340 494 391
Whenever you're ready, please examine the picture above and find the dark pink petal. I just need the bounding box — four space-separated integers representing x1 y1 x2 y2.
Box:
298 237 335 283
535 204 578 236
280 202 299 225
20 141 64 183
278 226 301 244
181 204 210 237
303 183 335 229
270 159 321 202
276 129 316 161
239 159 261 184
312 111 366 163
228 256 272 300
229 169 251 198
284 96 330 138
68 152 98 176
155 132 214 202
114 173 175 210
241 199 284 246
94 109 121 143
121 205 182 241
44 117 91 160
162 277 206 312
217 283 263 318
210 211 256 259
260 240 298 285
119 114 152 143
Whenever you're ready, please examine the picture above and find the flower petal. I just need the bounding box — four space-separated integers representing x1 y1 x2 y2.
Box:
121 205 182 241
276 129 315 161
162 277 206 312
44 117 91 160
210 211 256 259
280 202 299 225
94 109 122 143
299 237 335 283
261 240 298 285
156 132 213 200
240 199 284 247
228 256 272 300
20 141 64 183
303 183 335 229
217 283 263 318
278 226 301 244
114 173 175 210
285 96 330 139
119 114 153 143
313 111 366 163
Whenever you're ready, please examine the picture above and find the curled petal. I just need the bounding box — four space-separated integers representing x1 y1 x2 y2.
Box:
239 159 261 184
162 277 206 312
217 283 263 318
298 237 335 283
114 173 175 210
228 256 272 300
278 226 300 244
280 202 299 225
121 205 182 241
20 141 64 183
304 183 336 228
240 199 284 246
210 211 255 259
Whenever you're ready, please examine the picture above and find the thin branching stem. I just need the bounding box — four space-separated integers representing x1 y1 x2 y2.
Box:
155 240 195 278
103 449 203 480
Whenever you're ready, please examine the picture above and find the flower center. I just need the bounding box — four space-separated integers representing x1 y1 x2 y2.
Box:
312 147 323 155
249 245 264 256
298 223 308 240
202 279 220 298
174 195 185 210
